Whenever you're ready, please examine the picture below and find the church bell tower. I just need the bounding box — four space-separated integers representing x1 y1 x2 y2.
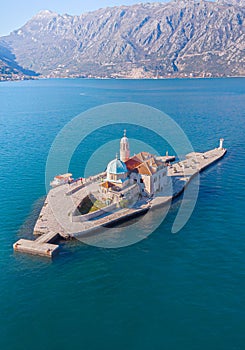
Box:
120 130 130 162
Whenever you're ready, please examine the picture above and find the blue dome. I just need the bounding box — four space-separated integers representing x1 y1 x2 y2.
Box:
106 158 128 174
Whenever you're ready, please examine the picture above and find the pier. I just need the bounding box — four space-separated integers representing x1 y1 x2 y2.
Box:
13 231 60 257
13 145 226 258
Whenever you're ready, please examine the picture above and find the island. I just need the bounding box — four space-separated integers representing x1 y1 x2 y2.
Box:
13 132 226 257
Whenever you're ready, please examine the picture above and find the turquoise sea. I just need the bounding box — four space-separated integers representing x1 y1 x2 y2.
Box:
0 78 244 350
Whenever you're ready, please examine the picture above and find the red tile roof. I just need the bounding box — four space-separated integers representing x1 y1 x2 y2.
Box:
125 157 142 171
125 153 165 176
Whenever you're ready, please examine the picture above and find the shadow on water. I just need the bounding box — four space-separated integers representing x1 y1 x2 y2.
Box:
17 196 46 240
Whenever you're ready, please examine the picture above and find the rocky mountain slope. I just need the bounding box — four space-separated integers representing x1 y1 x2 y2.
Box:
0 0 244 79
0 42 38 81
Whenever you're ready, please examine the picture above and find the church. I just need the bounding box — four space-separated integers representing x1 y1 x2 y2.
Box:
99 131 167 205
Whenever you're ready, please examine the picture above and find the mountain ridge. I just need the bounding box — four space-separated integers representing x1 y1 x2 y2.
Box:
0 0 244 79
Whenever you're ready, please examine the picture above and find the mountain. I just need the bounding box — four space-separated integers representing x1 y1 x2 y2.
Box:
0 41 38 81
217 0 244 5
0 1 244 79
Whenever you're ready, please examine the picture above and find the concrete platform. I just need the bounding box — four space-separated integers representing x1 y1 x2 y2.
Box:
13 239 59 258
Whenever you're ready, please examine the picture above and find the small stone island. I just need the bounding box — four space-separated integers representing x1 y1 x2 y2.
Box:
13 132 226 258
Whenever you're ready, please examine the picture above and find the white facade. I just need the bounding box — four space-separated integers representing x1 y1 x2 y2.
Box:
130 166 167 196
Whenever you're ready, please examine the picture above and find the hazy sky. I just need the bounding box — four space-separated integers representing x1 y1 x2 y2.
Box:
0 0 171 36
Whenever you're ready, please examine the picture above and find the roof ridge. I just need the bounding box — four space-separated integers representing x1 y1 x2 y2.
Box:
144 161 153 175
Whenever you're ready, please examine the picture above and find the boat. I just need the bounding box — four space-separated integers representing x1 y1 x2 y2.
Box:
50 173 73 188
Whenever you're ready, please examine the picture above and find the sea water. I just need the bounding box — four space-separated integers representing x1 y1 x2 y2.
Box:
0 78 244 350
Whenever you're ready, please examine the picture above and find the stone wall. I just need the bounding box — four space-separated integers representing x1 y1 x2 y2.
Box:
71 203 117 222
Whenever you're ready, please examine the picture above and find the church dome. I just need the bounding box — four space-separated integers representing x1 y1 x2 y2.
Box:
106 157 128 175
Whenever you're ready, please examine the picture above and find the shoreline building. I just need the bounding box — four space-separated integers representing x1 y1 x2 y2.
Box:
99 131 167 204
125 152 167 196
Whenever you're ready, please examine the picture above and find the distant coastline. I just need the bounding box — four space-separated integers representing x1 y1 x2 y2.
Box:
1 75 244 83
1 1 244 82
